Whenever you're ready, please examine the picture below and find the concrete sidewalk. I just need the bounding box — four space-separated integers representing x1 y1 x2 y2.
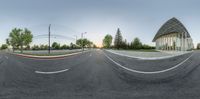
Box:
106 50 192 60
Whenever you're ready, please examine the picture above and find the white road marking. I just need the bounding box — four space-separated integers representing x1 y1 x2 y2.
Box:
5 56 8 59
90 53 92 56
106 50 192 60
103 52 193 74
35 68 69 74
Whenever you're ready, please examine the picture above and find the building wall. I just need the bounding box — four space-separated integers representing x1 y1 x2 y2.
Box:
155 33 193 51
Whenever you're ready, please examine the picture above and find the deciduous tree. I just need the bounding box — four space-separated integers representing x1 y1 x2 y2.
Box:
131 37 142 49
6 28 33 53
103 34 112 48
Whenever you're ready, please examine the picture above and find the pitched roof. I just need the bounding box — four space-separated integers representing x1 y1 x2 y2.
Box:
152 17 191 42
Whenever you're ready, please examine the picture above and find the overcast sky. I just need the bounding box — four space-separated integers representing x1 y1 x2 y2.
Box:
0 0 200 47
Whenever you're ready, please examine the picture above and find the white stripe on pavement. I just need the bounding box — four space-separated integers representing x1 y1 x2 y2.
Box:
5 56 8 59
35 68 69 74
106 50 192 60
103 52 193 74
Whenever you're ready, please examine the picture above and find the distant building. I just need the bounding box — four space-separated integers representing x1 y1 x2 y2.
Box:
152 17 193 51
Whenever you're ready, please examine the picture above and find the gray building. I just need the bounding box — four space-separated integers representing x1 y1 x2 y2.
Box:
153 17 193 51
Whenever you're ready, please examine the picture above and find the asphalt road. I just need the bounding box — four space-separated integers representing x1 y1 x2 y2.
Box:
104 51 193 72
0 50 200 99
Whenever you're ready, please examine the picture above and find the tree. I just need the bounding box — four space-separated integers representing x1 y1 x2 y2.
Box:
7 28 21 52
1 44 8 50
121 39 128 49
52 42 60 50
6 39 10 46
87 41 93 48
131 37 142 49
114 28 123 49
70 42 76 49
61 44 69 50
6 28 33 53
197 43 200 50
24 45 31 50
103 34 113 48
93 44 97 48
32 45 39 50
23 28 33 49
39 44 48 50
76 38 93 49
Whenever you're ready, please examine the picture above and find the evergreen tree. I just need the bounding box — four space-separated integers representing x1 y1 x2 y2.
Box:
114 28 123 49
121 39 127 49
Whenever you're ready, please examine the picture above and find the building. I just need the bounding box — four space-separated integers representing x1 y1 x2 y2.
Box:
152 17 193 51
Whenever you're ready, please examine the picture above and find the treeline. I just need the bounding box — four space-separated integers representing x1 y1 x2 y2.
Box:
31 39 96 50
102 28 155 50
31 42 80 50
1 28 96 52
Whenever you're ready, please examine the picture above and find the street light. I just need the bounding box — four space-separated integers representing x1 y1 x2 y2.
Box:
81 32 87 51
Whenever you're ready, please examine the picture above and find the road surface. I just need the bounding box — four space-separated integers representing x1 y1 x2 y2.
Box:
0 50 200 99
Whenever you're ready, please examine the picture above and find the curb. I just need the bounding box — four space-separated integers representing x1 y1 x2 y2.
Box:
103 51 197 81
106 50 193 60
9 51 88 59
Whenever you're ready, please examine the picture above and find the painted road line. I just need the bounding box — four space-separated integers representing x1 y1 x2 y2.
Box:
103 52 193 74
4 56 8 59
35 68 69 74
106 50 192 60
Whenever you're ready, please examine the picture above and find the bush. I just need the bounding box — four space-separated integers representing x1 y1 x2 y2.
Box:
1 44 8 50
142 44 155 49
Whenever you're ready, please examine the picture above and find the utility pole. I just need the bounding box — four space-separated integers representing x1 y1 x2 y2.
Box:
48 24 51 54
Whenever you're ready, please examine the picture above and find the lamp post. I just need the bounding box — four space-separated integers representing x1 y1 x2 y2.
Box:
81 32 87 51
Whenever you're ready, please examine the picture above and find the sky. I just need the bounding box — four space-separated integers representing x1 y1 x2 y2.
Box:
0 0 200 47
